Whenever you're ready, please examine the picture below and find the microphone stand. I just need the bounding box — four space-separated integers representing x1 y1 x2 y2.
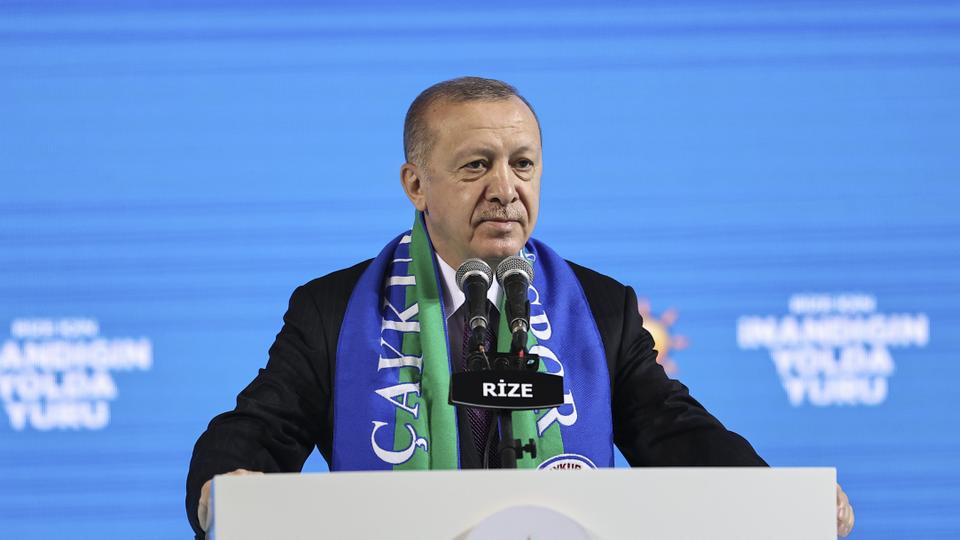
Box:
495 300 535 469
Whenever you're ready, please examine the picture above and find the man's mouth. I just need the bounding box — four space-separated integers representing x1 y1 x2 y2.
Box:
478 218 519 231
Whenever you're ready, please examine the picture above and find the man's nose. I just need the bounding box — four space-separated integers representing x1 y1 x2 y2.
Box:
485 161 518 206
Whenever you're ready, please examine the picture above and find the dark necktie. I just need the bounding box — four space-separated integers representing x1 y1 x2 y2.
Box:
459 305 500 467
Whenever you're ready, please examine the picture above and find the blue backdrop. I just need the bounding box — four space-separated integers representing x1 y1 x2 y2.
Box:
2 1 958 538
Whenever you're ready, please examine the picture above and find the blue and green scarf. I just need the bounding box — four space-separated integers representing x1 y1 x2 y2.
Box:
332 213 613 470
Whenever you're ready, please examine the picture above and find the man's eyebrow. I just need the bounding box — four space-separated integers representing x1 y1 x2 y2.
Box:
451 143 540 161
451 145 496 160
511 145 538 155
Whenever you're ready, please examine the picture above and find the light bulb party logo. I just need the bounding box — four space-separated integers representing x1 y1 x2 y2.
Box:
737 294 928 407
637 299 688 376
0 318 153 431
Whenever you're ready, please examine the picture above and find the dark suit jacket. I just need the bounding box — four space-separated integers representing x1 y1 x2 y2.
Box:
186 259 765 538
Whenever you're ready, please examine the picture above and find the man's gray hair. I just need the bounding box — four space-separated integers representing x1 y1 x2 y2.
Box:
403 76 540 166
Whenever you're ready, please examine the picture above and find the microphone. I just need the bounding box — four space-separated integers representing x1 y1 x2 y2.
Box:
455 258 494 332
495 256 534 349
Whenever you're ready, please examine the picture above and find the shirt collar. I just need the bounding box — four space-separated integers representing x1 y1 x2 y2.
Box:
435 254 502 321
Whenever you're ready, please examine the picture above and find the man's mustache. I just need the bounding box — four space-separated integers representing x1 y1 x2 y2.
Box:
474 206 525 224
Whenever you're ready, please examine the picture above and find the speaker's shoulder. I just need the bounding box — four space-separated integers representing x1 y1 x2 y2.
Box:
564 259 630 321
565 260 627 298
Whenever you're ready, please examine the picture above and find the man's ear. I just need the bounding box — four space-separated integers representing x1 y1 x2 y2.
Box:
400 163 427 212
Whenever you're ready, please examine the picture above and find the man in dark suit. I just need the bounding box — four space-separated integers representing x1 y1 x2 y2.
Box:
186 77 854 538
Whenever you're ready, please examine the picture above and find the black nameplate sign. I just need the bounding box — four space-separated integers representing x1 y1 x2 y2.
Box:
449 370 565 410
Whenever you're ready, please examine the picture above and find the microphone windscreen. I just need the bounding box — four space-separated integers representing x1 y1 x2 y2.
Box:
455 258 493 292
495 255 534 287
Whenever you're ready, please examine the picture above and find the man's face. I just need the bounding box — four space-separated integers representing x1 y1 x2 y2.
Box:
401 97 542 269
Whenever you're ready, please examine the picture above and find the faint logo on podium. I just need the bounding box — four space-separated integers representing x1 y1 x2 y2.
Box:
465 505 592 540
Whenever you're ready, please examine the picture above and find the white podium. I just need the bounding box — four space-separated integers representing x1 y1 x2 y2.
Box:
210 468 835 540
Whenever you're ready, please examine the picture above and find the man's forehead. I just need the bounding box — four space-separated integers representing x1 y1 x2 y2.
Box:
425 98 541 149
427 98 538 132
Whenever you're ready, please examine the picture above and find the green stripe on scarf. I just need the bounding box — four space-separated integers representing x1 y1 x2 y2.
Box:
391 216 455 469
